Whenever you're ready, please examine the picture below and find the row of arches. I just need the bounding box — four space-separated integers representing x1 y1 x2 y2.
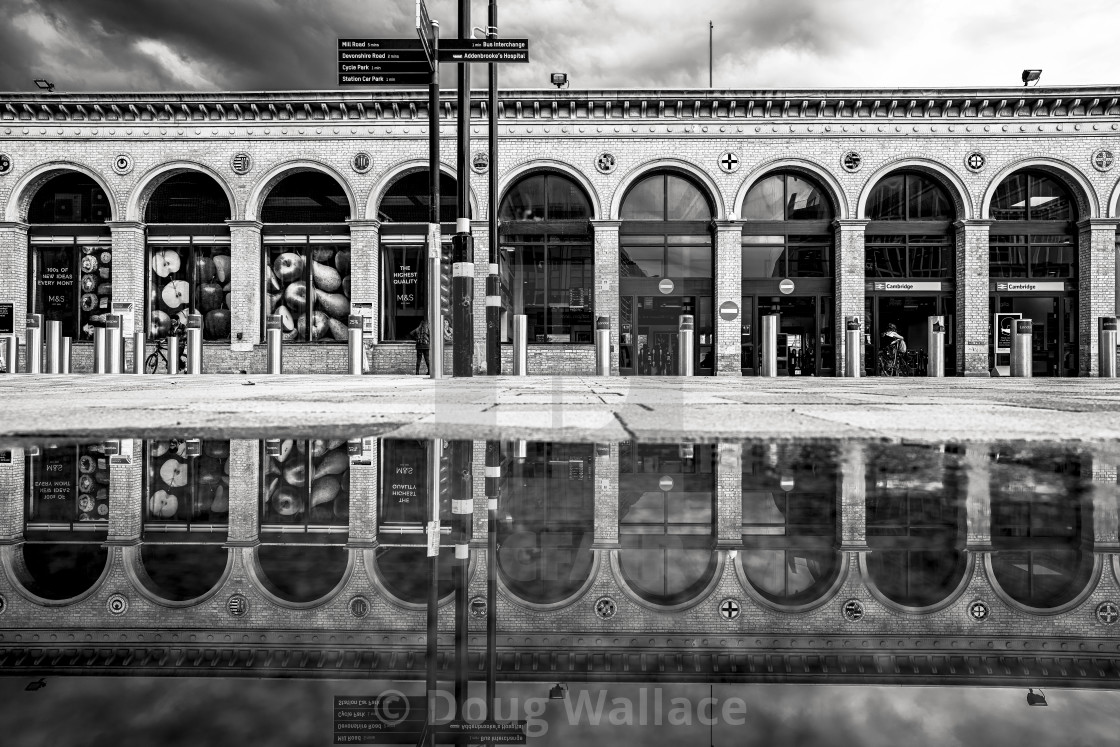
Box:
6 154 1114 225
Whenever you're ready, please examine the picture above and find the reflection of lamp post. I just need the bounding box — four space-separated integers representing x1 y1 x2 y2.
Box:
25 678 46 692
549 683 568 700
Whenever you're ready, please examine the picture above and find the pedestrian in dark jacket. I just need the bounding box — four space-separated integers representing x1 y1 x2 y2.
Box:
410 318 431 375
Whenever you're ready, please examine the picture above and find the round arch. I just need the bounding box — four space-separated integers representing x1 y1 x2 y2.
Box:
246 544 356 610
497 550 601 612
497 160 602 220
981 157 1098 220
245 160 358 222
365 547 477 611
858 550 974 615
126 161 237 223
6 162 119 223
609 548 724 613
856 158 973 221
0 542 112 607
734 158 849 221
985 549 1100 616
123 544 234 608
1104 174 1120 219
736 549 849 614
365 159 479 222
609 158 726 221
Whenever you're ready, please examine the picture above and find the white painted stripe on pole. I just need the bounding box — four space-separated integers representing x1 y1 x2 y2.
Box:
455 544 469 559
486 296 501 306
488 263 499 275
485 466 501 477
456 218 471 232
488 498 498 510
452 499 472 514
453 262 475 277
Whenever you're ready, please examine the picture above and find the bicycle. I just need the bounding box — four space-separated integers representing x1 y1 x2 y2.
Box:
876 342 914 377
145 322 188 374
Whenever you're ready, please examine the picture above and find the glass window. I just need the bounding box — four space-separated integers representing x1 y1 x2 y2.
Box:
621 172 712 221
666 243 713 277
502 240 593 343
260 439 349 531
261 172 350 223
867 175 906 220
145 439 230 530
620 244 663 277
991 171 1074 222
27 173 111 224
865 236 952 278
743 173 833 221
620 176 666 220
29 240 113 341
381 242 434 342
741 245 784 278
788 241 830 277
25 443 111 530
148 243 232 341
265 242 351 343
990 235 1073 278
380 171 462 223
500 173 591 222
145 173 231 223
743 176 784 221
867 172 953 221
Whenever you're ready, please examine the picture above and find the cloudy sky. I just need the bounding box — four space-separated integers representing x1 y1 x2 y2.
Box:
0 0 1117 93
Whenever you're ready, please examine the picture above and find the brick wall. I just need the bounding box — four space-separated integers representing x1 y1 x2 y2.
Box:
956 221 991 376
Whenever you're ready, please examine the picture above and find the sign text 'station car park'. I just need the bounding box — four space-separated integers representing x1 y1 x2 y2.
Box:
338 38 529 85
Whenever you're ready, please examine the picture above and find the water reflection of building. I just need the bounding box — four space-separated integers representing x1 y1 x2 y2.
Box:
1 438 1119 687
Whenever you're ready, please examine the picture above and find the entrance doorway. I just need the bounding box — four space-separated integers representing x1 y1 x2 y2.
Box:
865 295 955 376
989 294 1077 376
619 295 713 376
741 295 833 376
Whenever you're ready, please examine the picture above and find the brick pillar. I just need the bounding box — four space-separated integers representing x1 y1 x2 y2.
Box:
348 456 379 548
107 221 146 370
964 446 992 551
714 221 742 375
591 220 621 375
226 221 262 351
471 220 490 375
1089 448 1120 551
591 443 619 549
716 443 742 548
834 220 867 376
1077 219 1120 376
955 220 991 376
0 448 25 542
0 223 29 357
225 439 260 546
839 442 867 551
107 439 143 544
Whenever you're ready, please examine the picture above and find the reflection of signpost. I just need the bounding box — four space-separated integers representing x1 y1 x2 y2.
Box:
993 312 1021 376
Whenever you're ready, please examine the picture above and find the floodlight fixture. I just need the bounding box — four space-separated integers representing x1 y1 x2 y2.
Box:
548 683 568 700
1022 69 1042 86
33 79 54 92
551 73 569 89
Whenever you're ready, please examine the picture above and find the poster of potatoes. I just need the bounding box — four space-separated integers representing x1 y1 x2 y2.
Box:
149 246 232 340
266 244 352 342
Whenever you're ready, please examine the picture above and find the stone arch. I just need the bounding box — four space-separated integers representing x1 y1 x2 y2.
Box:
497 543 601 612
245 159 358 222
856 157 973 221
123 544 233 608
985 549 1101 616
365 159 479 222
245 544 356 610
734 158 849 221
0 542 112 607
609 548 725 612
981 157 1098 220
364 547 477 611
609 158 726 220
735 549 850 614
858 550 975 615
125 160 237 223
6 161 119 223
497 159 602 220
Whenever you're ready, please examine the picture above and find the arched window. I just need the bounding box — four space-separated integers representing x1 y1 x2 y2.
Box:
374 547 456 604
499 172 594 344
620 173 712 221
145 173 234 343
865 172 955 278
140 544 229 602
27 173 113 343
378 171 461 223
256 545 348 603
261 173 352 344
741 172 834 279
990 171 1076 278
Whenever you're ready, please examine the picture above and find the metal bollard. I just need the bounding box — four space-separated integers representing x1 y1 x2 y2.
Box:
347 314 363 375
844 316 861 378
595 316 611 376
60 337 71 374
760 314 778 377
927 316 945 377
132 332 146 374
678 314 695 376
93 328 108 373
44 320 61 373
1 335 17 374
105 315 122 374
1100 317 1118 378
266 314 282 374
167 335 180 375
186 312 202 375
512 314 528 376
25 313 43 373
1010 319 1032 378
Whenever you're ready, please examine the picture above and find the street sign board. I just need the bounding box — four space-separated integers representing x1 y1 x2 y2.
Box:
438 48 529 63
434 721 526 744
339 72 430 86
440 38 528 51
339 49 430 63
416 0 436 67
339 61 432 75
339 39 424 50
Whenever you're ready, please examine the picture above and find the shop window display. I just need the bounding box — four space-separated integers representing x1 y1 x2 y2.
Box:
25 443 111 530
148 243 232 341
265 242 352 342
29 239 113 341
260 439 349 530
144 439 231 530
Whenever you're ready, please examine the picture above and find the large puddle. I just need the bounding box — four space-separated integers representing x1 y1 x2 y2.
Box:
2 436 1119 744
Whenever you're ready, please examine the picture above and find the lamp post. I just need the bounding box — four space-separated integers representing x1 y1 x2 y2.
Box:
453 0 474 377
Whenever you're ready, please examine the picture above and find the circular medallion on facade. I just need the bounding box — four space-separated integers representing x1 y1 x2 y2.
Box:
107 593 129 616
349 595 371 619
1092 149 1115 172
594 596 617 620
658 278 675 294
718 301 740 322
841 599 864 622
0 153 12 175
1096 601 1119 625
718 151 740 174
112 154 133 175
469 596 487 618
965 152 986 172
968 599 990 622
595 152 617 174
779 278 795 295
230 152 253 175
718 598 742 620
227 594 249 617
658 475 674 491
351 152 372 174
470 152 489 173
841 151 862 173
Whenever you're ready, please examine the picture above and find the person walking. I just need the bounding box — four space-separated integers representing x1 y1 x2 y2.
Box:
410 317 432 375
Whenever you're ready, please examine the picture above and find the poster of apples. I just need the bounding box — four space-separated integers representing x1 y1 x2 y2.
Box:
146 439 231 523
149 246 232 340
266 244 352 342
262 439 350 526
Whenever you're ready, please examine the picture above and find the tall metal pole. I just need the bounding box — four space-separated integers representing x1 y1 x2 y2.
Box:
709 21 713 88
429 22 443 381
452 440 472 722
426 437 442 747
486 0 501 375
453 0 474 377
485 440 499 717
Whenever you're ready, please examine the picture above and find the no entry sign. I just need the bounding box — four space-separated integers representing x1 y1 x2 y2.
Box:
719 301 739 321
